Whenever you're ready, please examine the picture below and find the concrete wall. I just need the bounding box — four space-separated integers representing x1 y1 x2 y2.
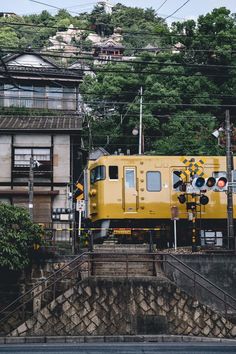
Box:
163 255 236 314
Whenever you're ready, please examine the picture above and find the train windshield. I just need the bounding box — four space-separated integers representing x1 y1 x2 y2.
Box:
90 165 106 184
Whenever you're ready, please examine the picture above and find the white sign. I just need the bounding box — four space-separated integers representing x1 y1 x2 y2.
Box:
76 199 85 212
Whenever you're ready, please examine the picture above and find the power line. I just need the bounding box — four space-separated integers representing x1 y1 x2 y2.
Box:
156 0 168 12
1 19 236 40
164 0 191 20
28 0 86 16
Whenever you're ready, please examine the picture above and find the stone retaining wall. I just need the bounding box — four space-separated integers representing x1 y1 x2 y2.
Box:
10 277 236 338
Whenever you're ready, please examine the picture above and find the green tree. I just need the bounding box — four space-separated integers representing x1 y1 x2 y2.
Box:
0 204 44 270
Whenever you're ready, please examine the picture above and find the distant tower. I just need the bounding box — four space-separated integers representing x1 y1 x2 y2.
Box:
97 0 113 15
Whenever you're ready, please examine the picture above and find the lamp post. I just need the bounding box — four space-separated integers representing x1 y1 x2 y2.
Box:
132 87 144 154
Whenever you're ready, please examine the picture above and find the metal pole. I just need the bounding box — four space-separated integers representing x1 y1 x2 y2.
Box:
174 219 177 250
225 110 234 250
139 86 143 155
29 155 34 221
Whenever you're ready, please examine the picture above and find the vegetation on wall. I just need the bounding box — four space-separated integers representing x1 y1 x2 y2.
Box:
0 203 44 270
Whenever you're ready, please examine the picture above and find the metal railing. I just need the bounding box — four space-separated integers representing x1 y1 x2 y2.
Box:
161 253 236 317
1 250 236 335
0 252 90 335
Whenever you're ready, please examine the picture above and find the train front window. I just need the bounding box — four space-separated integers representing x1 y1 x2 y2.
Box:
125 168 135 188
109 166 118 180
90 165 105 184
147 171 161 191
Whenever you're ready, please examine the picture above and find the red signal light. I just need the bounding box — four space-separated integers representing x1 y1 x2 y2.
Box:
217 177 227 189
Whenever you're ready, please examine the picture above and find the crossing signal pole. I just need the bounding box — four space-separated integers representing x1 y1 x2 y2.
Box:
225 110 234 250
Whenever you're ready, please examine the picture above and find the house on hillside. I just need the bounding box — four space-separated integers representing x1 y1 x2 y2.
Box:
93 38 124 62
0 52 84 242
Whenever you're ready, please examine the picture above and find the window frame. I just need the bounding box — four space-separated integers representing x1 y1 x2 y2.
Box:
146 171 162 192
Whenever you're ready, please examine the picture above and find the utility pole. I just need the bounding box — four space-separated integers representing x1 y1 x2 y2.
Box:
29 155 34 221
139 86 143 155
225 110 234 249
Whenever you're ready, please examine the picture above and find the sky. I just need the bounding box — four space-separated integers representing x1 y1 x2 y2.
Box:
1 0 236 24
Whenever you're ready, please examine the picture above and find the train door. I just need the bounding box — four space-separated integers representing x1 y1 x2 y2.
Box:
123 166 137 212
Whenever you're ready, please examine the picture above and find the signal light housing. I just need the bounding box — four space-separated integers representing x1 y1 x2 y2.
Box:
206 177 216 189
178 194 186 204
192 176 205 190
216 177 227 191
200 195 209 205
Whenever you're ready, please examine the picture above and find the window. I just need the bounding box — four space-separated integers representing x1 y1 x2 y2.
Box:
90 166 106 184
173 170 181 191
47 86 63 109
63 87 76 110
146 171 161 192
34 86 46 109
212 171 227 179
109 166 118 180
14 148 51 167
125 168 135 188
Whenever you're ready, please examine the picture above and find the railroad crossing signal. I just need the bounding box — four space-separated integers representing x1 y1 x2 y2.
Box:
75 182 84 201
180 157 206 180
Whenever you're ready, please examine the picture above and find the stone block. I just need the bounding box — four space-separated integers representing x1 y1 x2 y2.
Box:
157 296 164 307
91 315 101 327
84 286 92 297
62 300 71 312
64 288 74 299
230 326 236 337
17 322 28 335
25 336 45 343
201 326 211 336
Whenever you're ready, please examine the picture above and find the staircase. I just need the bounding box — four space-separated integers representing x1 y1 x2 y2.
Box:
1 247 236 337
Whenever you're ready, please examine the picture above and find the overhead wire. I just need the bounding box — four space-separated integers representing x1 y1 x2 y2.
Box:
164 0 191 20
156 0 168 12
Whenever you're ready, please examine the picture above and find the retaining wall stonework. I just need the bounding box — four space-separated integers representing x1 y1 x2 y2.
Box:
10 277 236 338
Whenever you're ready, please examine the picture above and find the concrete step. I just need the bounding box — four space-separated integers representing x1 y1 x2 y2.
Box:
93 244 151 253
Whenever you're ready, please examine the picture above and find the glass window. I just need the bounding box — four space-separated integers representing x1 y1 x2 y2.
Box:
90 166 106 184
173 170 182 191
47 86 63 109
109 166 118 180
19 85 33 108
147 171 161 192
125 168 135 188
63 87 76 110
14 148 50 167
213 171 227 179
34 86 46 109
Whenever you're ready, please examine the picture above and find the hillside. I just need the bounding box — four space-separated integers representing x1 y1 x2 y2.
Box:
0 5 236 155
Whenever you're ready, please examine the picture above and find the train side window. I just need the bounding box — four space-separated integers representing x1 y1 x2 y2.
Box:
212 171 227 179
173 170 182 191
109 166 118 180
125 168 135 188
90 165 106 184
146 171 161 192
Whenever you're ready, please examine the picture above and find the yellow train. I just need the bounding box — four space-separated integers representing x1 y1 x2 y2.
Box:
84 155 236 246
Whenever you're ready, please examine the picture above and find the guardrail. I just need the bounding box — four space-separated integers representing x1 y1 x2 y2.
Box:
161 253 236 317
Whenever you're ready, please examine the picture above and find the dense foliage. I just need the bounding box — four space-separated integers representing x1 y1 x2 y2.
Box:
0 5 235 155
0 203 43 270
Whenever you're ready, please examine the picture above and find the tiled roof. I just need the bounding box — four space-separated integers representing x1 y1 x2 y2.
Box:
0 65 83 79
0 115 82 131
